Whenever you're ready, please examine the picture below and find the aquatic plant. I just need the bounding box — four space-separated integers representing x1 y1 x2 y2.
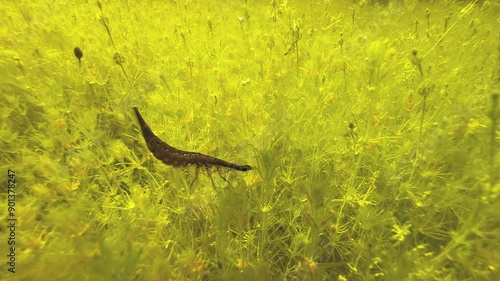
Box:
0 0 498 280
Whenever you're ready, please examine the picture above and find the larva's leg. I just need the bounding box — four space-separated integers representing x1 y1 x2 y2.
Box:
189 166 200 191
217 167 234 188
206 167 218 191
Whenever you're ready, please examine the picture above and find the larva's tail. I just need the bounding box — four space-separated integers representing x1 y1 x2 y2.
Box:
133 107 156 141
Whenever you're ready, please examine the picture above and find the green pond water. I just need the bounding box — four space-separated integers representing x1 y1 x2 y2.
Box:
1 0 499 280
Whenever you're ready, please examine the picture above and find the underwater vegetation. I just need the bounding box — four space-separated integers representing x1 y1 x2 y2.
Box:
0 0 499 280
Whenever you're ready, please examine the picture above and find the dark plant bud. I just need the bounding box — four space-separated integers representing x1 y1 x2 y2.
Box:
74 47 83 60
113 52 125 66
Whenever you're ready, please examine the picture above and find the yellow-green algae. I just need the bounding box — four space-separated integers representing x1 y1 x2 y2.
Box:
1 0 499 280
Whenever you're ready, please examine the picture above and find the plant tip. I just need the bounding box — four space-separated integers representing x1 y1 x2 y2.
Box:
113 52 125 66
74 47 83 60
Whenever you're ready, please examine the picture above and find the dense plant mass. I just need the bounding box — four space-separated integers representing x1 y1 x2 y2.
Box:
1 0 499 280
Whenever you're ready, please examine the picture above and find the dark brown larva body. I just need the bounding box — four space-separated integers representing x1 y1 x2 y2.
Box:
133 107 252 172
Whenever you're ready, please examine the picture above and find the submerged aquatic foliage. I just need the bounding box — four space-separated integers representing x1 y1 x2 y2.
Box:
1 0 499 280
